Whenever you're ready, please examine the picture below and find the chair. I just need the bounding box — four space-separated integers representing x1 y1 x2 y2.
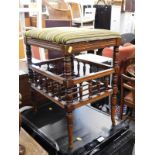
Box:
120 58 135 120
43 0 72 20
84 7 96 28
102 43 135 86
68 2 96 28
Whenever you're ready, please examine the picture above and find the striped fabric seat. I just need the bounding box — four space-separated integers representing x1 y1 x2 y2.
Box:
25 27 121 44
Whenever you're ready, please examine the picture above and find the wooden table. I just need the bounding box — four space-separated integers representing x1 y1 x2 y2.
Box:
24 27 121 148
19 128 48 155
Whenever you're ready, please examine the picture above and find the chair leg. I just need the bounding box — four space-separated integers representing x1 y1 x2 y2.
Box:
128 107 135 120
120 99 124 119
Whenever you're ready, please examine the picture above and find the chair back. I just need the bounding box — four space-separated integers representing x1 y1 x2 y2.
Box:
43 0 72 20
120 57 135 119
68 2 96 28
84 7 96 19
121 74 135 105
68 2 81 19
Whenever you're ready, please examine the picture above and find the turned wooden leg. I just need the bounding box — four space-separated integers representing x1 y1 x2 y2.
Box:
64 55 72 78
111 46 119 125
66 111 73 149
26 44 33 82
30 88 37 112
26 44 37 111
26 44 32 64
120 81 124 119
65 96 74 149
64 55 74 148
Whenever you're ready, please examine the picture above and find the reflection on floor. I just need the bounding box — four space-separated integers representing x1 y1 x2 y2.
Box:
91 98 135 133
21 101 135 155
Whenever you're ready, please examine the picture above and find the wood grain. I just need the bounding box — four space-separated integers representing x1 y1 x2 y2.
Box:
19 128 48 155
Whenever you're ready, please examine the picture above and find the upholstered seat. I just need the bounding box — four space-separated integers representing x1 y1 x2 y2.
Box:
25 27 120 44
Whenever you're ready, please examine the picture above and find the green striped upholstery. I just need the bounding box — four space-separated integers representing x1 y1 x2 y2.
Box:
25 27 121 44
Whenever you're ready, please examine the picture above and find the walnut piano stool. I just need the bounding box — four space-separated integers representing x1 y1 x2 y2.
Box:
24 27 121 149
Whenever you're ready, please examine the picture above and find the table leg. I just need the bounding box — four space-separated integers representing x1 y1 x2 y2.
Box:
111 46 119 125
66 111 73 149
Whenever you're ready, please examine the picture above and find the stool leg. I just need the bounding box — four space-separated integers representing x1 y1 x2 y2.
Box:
64 55 72 78
26 44 33 82
66 111 73 149
26 44 37 111
31 88 37 112
64 55 74 148
120 100 124 119
111 46 119 125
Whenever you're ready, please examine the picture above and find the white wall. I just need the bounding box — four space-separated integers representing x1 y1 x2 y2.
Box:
110 5 121 32
120 12 135 34
110 5 135 34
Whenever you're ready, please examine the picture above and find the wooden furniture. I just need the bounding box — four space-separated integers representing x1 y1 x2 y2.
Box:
19 128 48 155
45 19 72 60
102 43 135 87
19 60 49 107
19 38 25 59
45 19 72 28
19 60 32 106
43 0 72 20
68 2 96 28
120 57 135 119
123 57 135 75
43 0 96 28
22 102 132 155
24 27 121 148
120 73 135 119
126 64 135 77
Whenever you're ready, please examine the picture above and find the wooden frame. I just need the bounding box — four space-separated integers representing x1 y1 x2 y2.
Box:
120 73 135 119
25 36 121 149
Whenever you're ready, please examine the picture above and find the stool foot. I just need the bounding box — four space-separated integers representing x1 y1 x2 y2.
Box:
66 112 73 149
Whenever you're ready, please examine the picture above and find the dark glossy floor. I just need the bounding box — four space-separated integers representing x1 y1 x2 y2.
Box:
21 101 135 155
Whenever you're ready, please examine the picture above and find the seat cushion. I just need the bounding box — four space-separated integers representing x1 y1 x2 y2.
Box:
25 27 120 44
102 43 135 60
